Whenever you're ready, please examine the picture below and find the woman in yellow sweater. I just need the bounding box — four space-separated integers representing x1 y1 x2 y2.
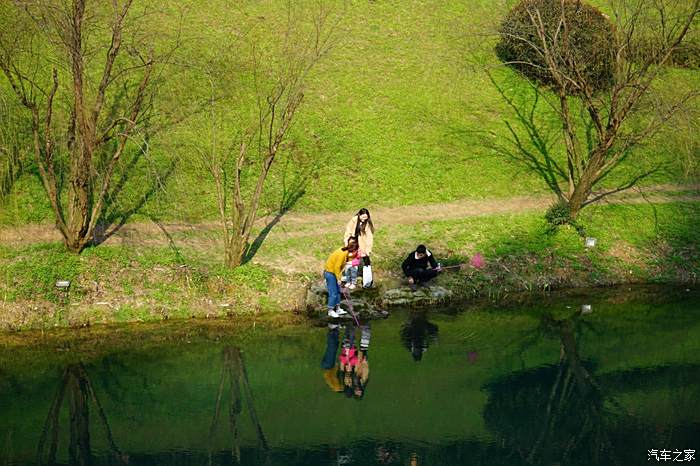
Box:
325 237 358 318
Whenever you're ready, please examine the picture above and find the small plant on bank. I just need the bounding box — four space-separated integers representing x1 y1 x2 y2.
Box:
545 201 585 237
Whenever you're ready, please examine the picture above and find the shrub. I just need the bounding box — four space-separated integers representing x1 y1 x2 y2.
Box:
545 201 586 236
496 0 616 93
545 200 572 227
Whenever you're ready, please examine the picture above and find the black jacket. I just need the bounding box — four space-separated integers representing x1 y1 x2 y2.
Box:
402 249 438 276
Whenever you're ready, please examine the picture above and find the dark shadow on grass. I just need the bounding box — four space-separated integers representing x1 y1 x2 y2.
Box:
242 152 315 264
649 199 700 283
242 189 305 264
149 215 186 263
91 143 176 247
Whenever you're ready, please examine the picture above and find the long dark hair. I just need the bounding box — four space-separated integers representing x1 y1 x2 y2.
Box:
354 208 374 236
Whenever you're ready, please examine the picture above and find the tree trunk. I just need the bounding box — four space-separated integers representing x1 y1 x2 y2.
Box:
64 159 92 253
567 172 595 221
225 236 246 268
62 0 93 254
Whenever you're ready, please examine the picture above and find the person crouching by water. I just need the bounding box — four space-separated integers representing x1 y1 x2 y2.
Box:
401 244 443 291
325 237 359 318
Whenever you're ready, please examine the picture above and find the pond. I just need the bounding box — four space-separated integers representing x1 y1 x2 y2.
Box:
1 287 699 466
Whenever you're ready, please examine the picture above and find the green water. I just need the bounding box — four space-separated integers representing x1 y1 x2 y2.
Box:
1 287 699 465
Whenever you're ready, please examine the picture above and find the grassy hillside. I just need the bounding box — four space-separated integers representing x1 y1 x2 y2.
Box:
0 0 697 225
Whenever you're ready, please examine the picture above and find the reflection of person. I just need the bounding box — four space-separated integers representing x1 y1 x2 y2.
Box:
321 324 343 393
324 238 358 318
375 444 398 464
353 324 371 399
400 313 439 362
343 208 374 266
330 322 371 400
339 325 358 396
401 245 442 290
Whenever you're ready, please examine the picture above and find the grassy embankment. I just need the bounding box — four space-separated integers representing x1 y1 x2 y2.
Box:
0 0 698 329
1 201 698 330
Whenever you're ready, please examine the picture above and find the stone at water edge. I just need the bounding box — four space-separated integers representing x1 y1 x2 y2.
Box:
381 286 453 307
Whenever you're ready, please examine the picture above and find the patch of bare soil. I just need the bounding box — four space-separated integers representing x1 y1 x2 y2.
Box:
1 184 698 252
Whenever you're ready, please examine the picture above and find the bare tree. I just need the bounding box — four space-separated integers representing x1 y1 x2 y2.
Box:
195 2 342 268
0 0 168 252
0 94 27 202
491 0 700 222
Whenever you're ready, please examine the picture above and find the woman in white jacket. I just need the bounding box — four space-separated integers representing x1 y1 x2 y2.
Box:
343 208 374 270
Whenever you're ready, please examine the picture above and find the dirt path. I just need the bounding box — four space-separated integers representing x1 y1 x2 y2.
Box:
1 184 698 248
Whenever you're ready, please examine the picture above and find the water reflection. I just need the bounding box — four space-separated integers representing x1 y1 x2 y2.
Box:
483 309 700 465
37 363 126 466
321 322 371 400
400 312 439 362
208 347 268 464
484 311 611 464
0 289 698 466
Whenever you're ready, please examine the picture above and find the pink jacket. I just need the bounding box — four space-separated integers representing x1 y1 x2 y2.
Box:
340 346 358 366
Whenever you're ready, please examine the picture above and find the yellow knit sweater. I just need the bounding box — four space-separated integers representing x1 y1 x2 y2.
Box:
325 248 351 280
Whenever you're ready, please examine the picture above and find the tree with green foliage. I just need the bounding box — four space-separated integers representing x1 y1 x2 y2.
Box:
493 0 699 223
0 0 173 252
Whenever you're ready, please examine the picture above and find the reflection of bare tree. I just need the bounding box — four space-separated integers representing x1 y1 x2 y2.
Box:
208 347 268 465
484 312 633 466
37 363 125 466
525 314 613 464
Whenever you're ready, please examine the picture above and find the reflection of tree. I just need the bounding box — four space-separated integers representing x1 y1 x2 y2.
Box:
37 363 125 466
483 313 622 465
208 347 268 465
400 312 439 362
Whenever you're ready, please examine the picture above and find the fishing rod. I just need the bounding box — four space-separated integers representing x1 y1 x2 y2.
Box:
340 286 361 326
438 263 468 270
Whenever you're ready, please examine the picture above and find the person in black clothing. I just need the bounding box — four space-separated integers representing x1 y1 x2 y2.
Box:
401 244 442 289
400 311 439 362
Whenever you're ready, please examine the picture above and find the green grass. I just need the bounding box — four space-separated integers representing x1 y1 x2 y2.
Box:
1 201 696 328
0 0 697 226
0 0 697 329
0 241 278 315
1 243 81 302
